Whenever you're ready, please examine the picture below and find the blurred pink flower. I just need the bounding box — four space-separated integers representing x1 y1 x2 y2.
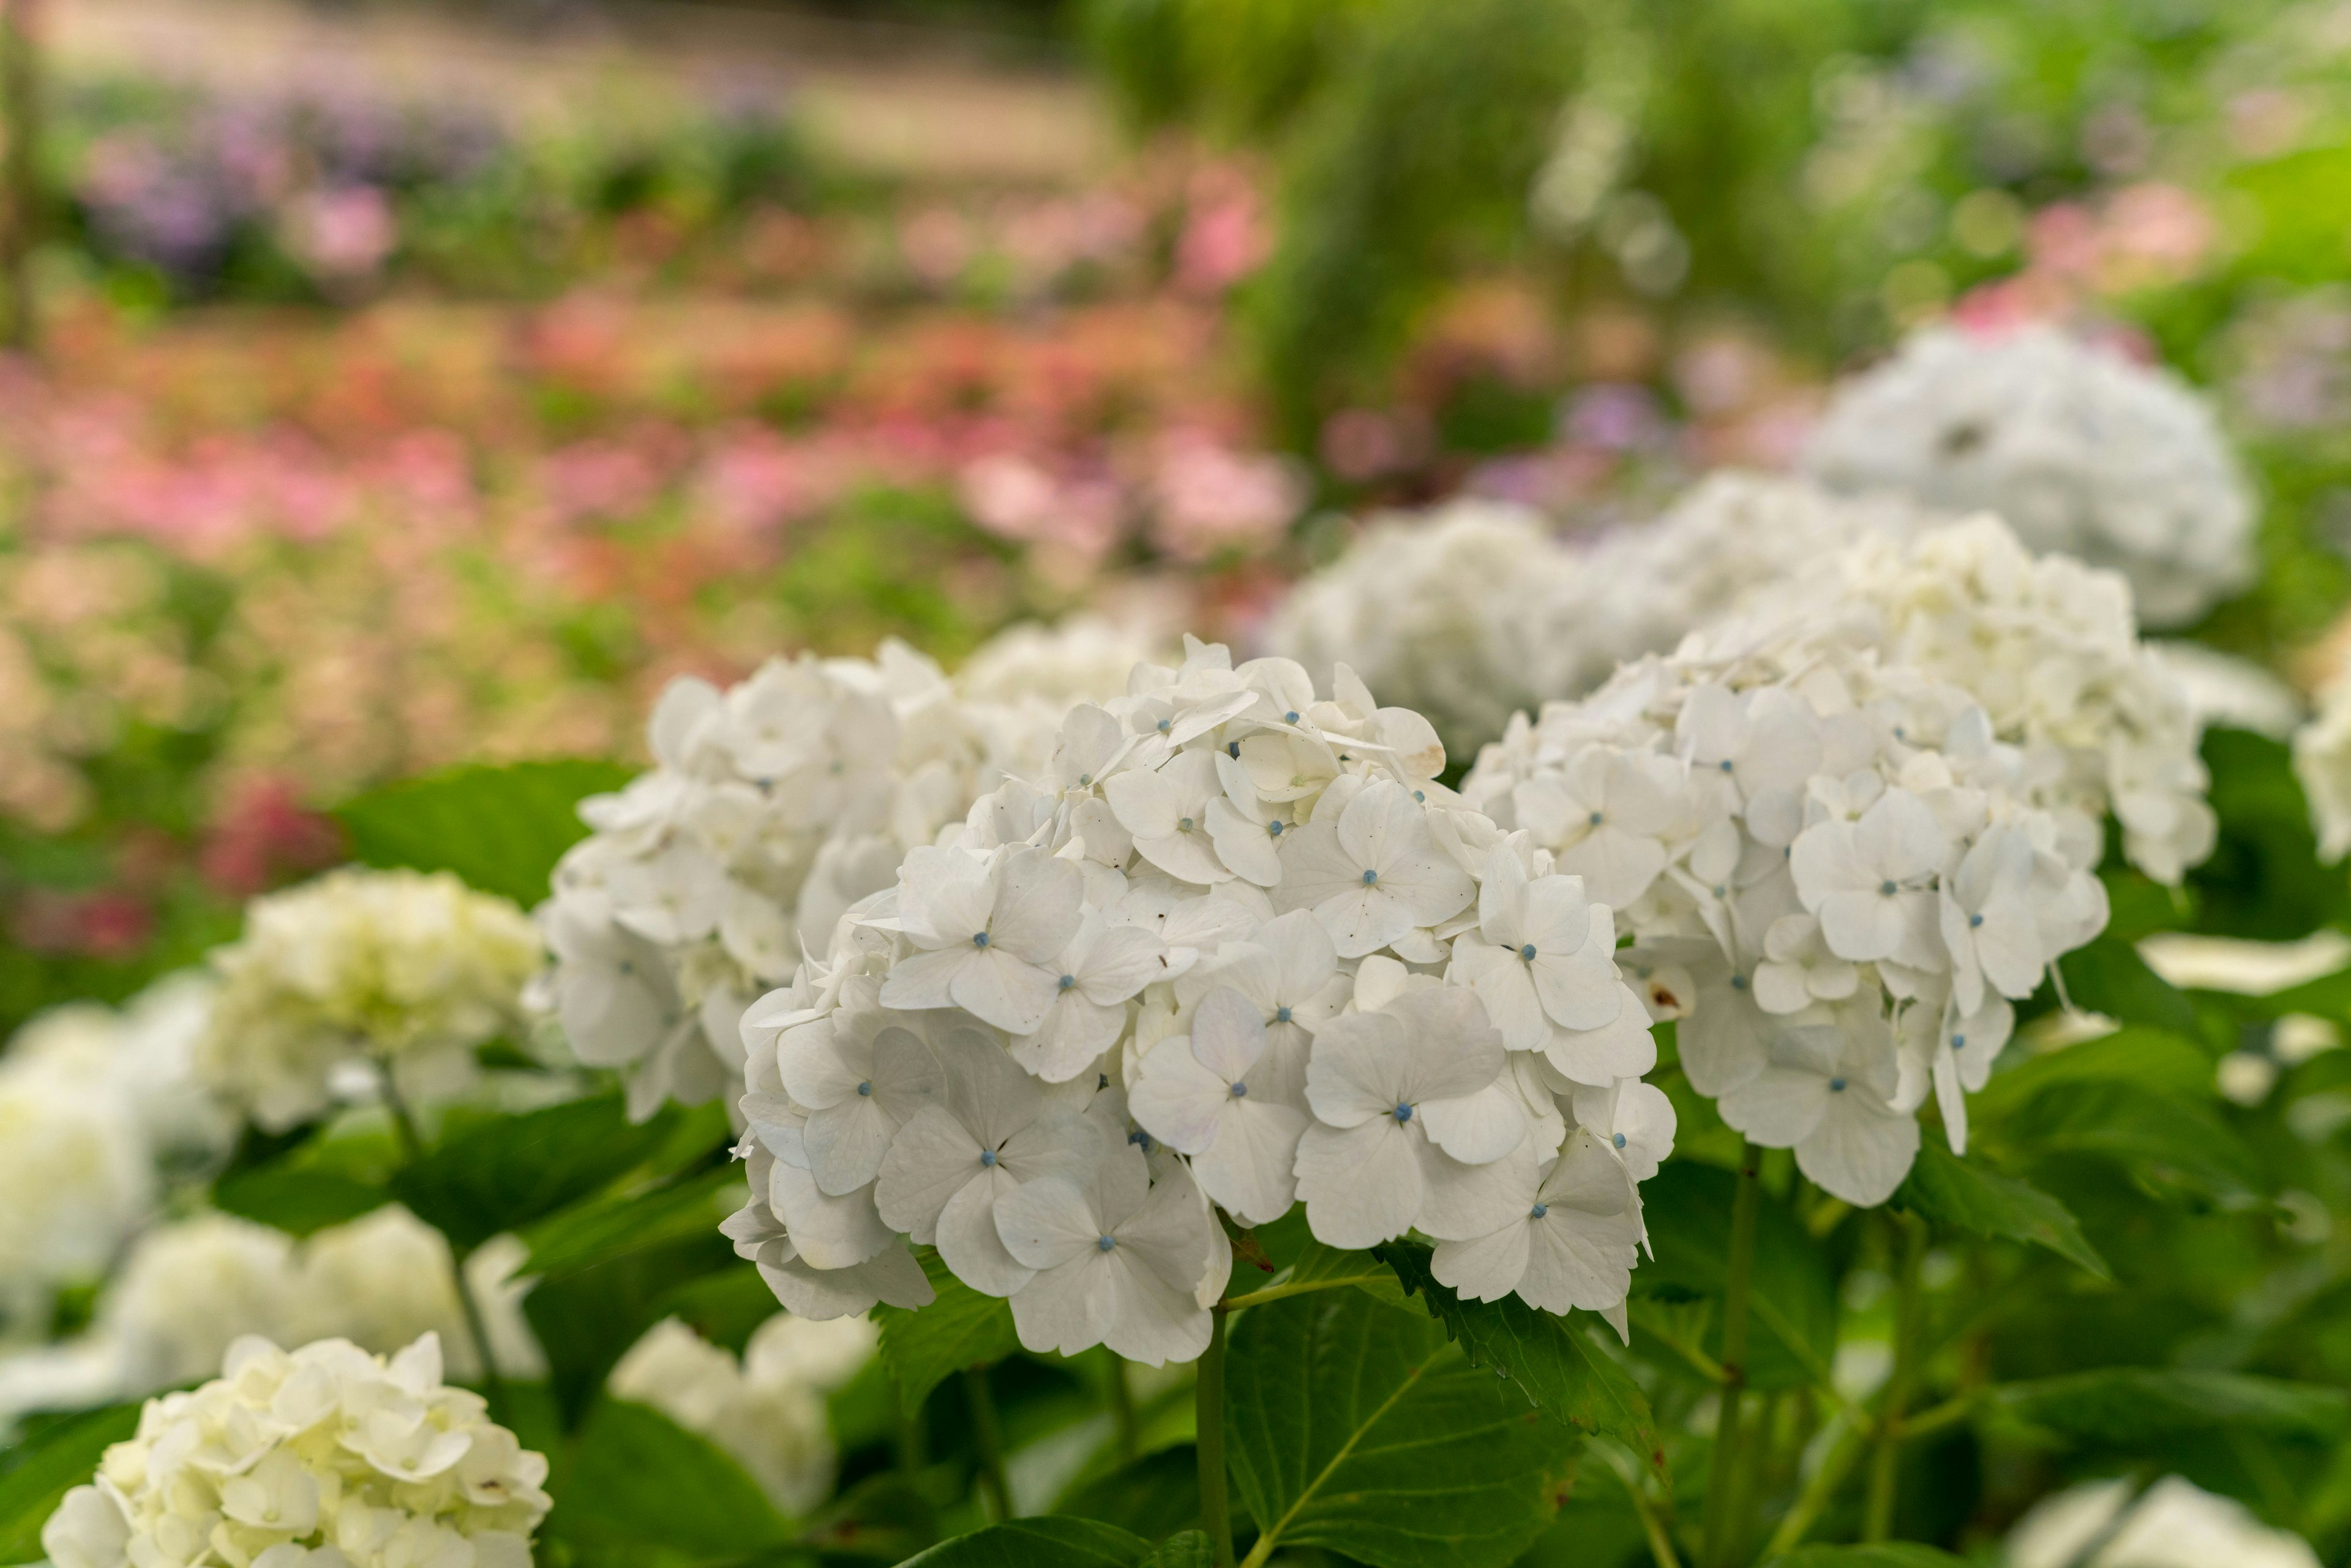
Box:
1175 165 1268 294
959 452 1125 560
280 186 399 282
198 776 345 899
900 207 974 289
1147 433 1302 560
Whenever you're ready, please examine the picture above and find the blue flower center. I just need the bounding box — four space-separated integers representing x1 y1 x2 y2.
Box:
1730 974 1749 991
617 960 634 977
1969 913 1984 928
1392 1101 1414 1123
1520 943 1539 962
1414 790 1426 801
1950 1033 1965 1049
1274 1006 1292 1023
1529 1202 1549 1218
1229 741 1241 758
856 1081 872 1097
1097 1234 1117 1252
972 931 990 948
1829 1076 1847 1092
1059 974 1077 991
1284 711 1300 723
1360 868 1379 885
1588 811 1604 827
1613 1132 1627 1149
979 1149 997 1166
1179 816 1194 831
1229 1081 1249 1098
1879 880 1898 896
1157 718 1171 733
1719 759 1734 773
1127 1128 1155 1150
1079 773 1093 786
1267 819 1284 836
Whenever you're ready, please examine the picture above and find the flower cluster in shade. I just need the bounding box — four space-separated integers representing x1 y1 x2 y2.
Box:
1460 516 2209 1206
1801 323 2256 629
0 1208 543 1431
0 975 234 1327
720 639 1673 1364
2005 1474 2322 1568
2293 664 2351 865
195 869 544 1133
1267 477 1924 760
607 1314 876 1517
533 623 1153 1120
42 1332 550 1568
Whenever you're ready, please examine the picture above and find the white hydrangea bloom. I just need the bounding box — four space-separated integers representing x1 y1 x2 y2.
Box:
40 1332 550 1568
1462 515 2202 1206
0 1040 156 1327
2146 642 2300 741
11 973 238 1173
726 639 1669 1359
288 1209 544 1385
953 616 1168 710
1803 324 2257 628
536 642 1068 1121
608 1313 875 1516
1269 478 1921 757
2294 670 2351 863
99 1214 301 1394
196 869 544 1132
2006 1475 2320 1568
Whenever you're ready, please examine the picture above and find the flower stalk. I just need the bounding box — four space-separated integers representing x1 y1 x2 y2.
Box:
1199 1307 1235 1567
1700 1141 1761 1568
377 1063 508 1425
964 1367 1013 1522
1864 1211 1930 1540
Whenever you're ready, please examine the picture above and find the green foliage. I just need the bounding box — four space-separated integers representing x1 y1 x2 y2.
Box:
1630 1160 1840 1391
1997 1368 2351 1444
1892 1142 2109 1280
0 1403 140 1562
1377 1238 1665 1474
874 1250 1023 1416
1224 1287 1572 1567
333 758 633 907
1768 1548 1967 1567
549 1398 790 1556
211 1115 404 1237
896 1517 1153 1567
1060 1446 1203 1539
394 1092 690 1253
2050 936 2202 1039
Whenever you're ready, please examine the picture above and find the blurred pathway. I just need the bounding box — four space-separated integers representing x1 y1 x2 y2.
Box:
50 0 1116 182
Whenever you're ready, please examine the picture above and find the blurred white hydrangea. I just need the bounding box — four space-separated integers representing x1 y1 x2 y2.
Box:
41 1332 550 1568
2006 1474 2320 1568
196 868 544 1132
287 1207 544 1386
607 1313 876 1515
2295 678 2351 862
1802 323 2257 628
1461 515 2206 1205
1269 478 1924 759
10 973 238 1172
2147 641 2300 740
534 639 1071 1121
726 638 1671 1360
952 616 1169 710
0 1041 156 1329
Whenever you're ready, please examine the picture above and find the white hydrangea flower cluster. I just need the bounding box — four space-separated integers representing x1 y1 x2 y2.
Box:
1461 516 2200 1206
1802 324 2257 628
1268 479 1924 758
42 1332 550 1568
722 639 1673 1364
607 1313 876 1516
2293 671 2351 864
2006 1475 2322 1568
535 639 1086 1120
197 869 544 1133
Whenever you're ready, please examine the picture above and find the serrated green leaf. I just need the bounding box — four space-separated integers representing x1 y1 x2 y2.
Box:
1767 1547 1967 1566
896 1517 1152 1567
1138 1530 1215 1568
0 1402 140 1562
873 1250 1021 1416
334 758 633 907
1997 1368 2349 1442
549 1397 789 1553
2056 937 2202 1038
520 1165 746 1279
394 1092 689 1253
1892 1142 2109 1280
1992 1080 2260 1201
1059 1445 1201 1539
1630 1162 1840 1392
1226 1286 1569 1568
1970 1028 2216 1123
1376 1239 1664 1477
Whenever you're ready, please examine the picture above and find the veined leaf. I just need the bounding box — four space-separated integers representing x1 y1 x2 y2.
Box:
1226 1287 1569 1568
1139 1531 1215 1568
1059 1446 1201 1540
874 1250 1021 1416
2055 936 2201 1039
1630 1161 1840 1392
1892 1142 2109 1280
1991 1081 2260 1201
549 1397 789 1554
1997 1368 2349 1442
394 1092 689 1253
0 1403 141 1562
1376 1239 1664 1476
1767 1547 1967 1566
1970 1027 2215 1123
896 1517 1152 1566
334 758 632 907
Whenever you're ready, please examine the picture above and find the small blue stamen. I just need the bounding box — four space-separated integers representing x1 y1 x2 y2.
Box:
1588 811 1604 827
1520 943 1539 962
1059 974 1078 991
972 931 990 948
1529 1202 1549 1218
1392 1102 1414 1123
1879 880 1898 896
1414 790 1426 802
1178 816 1194 831
1284 711 1300 723
1096 1234 1117 1252
1156 718 1171 733
1229 741 1241 758
1127 1128 1155 1151
1274 1006 1292 1024
1078 773 1092 786
856 1081 872 1097
1730 974 1749 991
979 1149 997 1166
1360 868 1379 885
1229 1081 1249 1098
1613 1133 1627 1149
1267 819 1284 836
1719 759 1734 773
1828 1077 1847 1092
1969 913 1984 928
1950 1033 1964 1049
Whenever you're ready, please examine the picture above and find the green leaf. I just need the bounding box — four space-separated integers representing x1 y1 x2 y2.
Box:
1630 1161 1840 1392
873 1250 1021 1416
1970 1027 2216 1123
1767 1547 1967 1566
1226 1287 1570 1568
394 1092 696 1253
1376 1239 1665 1476
1059 1446 1201 1539
802 1469 941 1559
896 1517 1152 1567
211 1166 389 1237
0 1402 141 1562
1892 1142 2109 1280
549 1397 789 1555
1997 1368 2350 1442
334 758 633 907
2055 936 2201 1038
520 1165 746 1278
1992 1081 2261 1201
1138 1531 1215 1568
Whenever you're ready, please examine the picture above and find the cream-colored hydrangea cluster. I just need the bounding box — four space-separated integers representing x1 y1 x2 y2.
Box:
724 639 1671 1362
197 869 544 1132
1461 516 2209 1205
1802 323 2257 628
535 630 1136 1120
42 1332 550 1568
607 1313 876 1516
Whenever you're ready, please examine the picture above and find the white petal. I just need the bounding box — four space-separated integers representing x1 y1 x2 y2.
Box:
875 1106 983 1242
1295 1119 1420 1248
1192 1101 1308 1226
937 1167 1034 1296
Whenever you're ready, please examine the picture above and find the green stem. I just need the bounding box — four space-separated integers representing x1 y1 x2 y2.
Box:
1864 1213 1930 1542
1764 1414 1867 1558
1219 1270 1389 1313
1726 1390 1779 1558
1607 1450 1684 1568
964 1367 1013 1522
1108 1355 1139 1464
378 1069 508 1424
1199 1310 1235 1567
1700 1141 1761 1568
892 1372 928 1478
